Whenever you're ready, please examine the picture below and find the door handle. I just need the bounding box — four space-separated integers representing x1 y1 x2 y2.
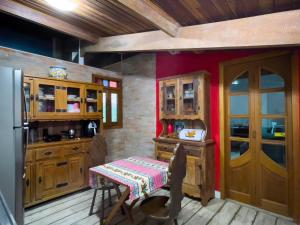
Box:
38 177 42 183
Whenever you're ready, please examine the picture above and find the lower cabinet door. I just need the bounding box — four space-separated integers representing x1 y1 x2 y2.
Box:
24 164 33 206
35 159 69 200
67 154 85 188
36 160 57 200
184 156 199 186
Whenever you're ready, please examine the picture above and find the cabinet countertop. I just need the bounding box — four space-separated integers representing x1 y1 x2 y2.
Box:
28 138 92 149
153 137 215 146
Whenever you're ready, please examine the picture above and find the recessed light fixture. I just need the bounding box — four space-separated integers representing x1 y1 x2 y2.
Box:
45 0 78 12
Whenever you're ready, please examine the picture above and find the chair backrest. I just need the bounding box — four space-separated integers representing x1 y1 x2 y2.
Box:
168 143 187 219
88 134 108 168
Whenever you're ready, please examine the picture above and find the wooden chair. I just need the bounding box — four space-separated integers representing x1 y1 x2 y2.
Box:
140 143 187 225
88 134 114 217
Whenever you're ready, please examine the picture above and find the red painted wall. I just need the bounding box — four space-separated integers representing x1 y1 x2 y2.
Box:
156 49 299 191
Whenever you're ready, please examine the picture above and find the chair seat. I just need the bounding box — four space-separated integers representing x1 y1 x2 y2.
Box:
140 196 170 218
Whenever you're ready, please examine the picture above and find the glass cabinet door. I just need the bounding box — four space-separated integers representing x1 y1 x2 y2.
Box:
24 78 34 120
67 86 83 114
180 77 199 115
85 85 102 116
34 80 58 117
162 81 177 116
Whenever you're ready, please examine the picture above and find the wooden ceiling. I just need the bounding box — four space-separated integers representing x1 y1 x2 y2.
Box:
1 0 300 42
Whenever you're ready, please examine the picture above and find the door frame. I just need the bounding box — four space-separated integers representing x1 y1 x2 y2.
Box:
219 50 299 222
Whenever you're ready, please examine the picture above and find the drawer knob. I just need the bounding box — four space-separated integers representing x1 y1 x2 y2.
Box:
38 177 42 184
44 151 52 156
73 147 79 151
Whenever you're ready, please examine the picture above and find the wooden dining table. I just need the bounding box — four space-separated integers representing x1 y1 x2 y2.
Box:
89 156 169 225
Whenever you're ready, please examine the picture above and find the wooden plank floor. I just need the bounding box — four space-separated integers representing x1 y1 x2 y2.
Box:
25 189 296 225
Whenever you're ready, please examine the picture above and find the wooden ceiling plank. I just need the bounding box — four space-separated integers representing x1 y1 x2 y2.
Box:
0 0 98 42
115 0 180 37
180 0 210 23
83 10 300 52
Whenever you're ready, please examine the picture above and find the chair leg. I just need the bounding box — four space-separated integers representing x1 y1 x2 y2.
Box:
174 219 178 225
108 188 112 206
100 188 105 225
89 189 97 216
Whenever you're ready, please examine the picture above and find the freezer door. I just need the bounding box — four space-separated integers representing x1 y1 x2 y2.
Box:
13 69 24 128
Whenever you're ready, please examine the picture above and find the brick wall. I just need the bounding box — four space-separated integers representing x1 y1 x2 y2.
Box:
104 53 156 159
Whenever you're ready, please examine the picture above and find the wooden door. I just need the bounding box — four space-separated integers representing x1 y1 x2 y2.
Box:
179 76 199 117
84 85 102 117
159 79 178 119
224 53 292 216
67 154 85 188
24 77 34 120
35 159 57 200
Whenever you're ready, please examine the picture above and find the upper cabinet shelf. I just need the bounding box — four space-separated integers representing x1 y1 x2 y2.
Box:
159 71 210 121
24 76 103 121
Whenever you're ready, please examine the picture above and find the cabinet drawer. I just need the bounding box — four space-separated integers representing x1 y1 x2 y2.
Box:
156 143 176 153
156 151 173 163
36 147 61 160
63 144 84 155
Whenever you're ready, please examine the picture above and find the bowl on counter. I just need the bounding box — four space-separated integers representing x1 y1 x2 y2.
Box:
49 66 67 79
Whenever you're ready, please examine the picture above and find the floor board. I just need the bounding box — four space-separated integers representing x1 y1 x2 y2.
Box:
25 189 297 225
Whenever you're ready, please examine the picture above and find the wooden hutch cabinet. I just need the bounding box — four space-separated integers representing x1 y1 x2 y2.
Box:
24 76 103 120
23 76 103 207
155 71 215 206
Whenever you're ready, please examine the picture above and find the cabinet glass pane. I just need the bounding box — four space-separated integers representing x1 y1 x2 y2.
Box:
230 95 248 115
183 83 195 112
231 141 249 160
67 87 81 113
260 69 284 89
165 86 176 113
262 118 285 141
230 72 249 92
262 144 286 167
103 93 107 123
24 83 31 113
261 92 285 114
38 84 55 112
111 93 118 123
86 89 97 113
231 118 249 138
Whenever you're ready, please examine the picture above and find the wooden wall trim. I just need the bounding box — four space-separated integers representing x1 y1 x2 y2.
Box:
0 0 98 43
291 52 300 224
83 10 300 53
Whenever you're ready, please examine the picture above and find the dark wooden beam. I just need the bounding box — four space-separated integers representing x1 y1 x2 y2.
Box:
0 0 98 43
83 10 300 52
116 0 180 37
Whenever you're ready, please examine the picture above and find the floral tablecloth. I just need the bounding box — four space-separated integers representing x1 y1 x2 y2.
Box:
89 156 169 201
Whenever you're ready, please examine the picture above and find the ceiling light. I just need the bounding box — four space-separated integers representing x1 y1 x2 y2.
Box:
45 0 78 12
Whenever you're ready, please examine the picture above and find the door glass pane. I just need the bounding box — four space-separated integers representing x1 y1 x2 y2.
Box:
261 92 285 114
230 72 249 92
111 93 118 123
67 87 80 113
262 118 285 141
231 118 249 138
103 93 107 123
183 83 194 112
262 144 286 167
109 81 118 88
24 83 30 113
86 89 97 113
38 84 55 112
230 95 249 115
165 85 176 113
231 141 249 160
260 69 284 89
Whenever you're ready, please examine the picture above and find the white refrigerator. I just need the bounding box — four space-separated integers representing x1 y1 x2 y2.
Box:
0 66 28 225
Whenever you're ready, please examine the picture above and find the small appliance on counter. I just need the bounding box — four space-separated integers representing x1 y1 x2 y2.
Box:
81 120 99 137
61 129 76 139
43 128 62 142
